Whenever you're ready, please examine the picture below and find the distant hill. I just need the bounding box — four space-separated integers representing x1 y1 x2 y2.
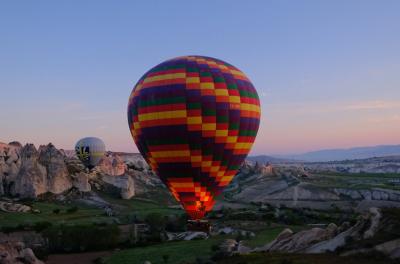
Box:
279 144 400 162
246 155 298 164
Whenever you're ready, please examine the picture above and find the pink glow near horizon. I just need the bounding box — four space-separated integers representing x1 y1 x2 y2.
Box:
2 99 399 156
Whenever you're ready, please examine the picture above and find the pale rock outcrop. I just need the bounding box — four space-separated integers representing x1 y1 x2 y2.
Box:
0 201 31 212
100 175 135 199
262 227 335 252
0 242 44 264
374 238 400 259
71 172 91 192
38 143 72 194
363 207 381 239
121 153 151 172
11 144 47 198
254 162 274 176
99 152 126 176
304 207 382 254
0 142 22 195
9 143 73 198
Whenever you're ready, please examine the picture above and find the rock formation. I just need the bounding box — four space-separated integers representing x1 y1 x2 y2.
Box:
0 201 31 213
0 142 21 195
0 242 44 264
250 207 400 259
98 152 126 176
11 144 48 198
0 142 146 199
99 174 135 199
10 144 72 198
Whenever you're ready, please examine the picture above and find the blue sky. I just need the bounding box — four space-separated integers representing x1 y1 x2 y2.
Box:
0 1 399 155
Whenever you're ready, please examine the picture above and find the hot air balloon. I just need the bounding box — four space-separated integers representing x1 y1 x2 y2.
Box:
127 56 261 220
75 137 106 169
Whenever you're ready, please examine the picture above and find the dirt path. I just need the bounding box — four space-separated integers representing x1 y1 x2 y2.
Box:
46 251 112 264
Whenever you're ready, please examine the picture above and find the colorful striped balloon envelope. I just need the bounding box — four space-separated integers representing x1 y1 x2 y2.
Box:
127 56 261 220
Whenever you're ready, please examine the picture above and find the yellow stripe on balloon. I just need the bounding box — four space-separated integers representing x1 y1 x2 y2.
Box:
186 77 200 83
191 156 202 162
187 116 202 124
143 73 186 84
240 103 261 113
200 82 214 89
229 96 241 103
216 130 228 137
138 110 187 121
230 70 247 77
202 123 216 131
215 89 229 96
151 150 190 158
226 136 237 143
234 142 253 149
170 182 195 188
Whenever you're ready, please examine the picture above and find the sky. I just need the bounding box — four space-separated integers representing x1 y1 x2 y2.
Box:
0 0 399 155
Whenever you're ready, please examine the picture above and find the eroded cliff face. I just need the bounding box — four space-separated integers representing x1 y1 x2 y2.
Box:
0 142 160 200
0 142 21 195
10 144 48 198
98 152 126 176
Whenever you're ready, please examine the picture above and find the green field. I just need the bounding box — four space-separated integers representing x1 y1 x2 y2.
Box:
0 201 110 228
103 236 228 264
97 192 183 219
0 195 183 229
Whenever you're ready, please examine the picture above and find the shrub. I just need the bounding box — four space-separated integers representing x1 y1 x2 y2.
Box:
43 224 120 253
33 221 53 232
52 208 61 214
66 206 78 213
162 254 170 263
145 213 166 232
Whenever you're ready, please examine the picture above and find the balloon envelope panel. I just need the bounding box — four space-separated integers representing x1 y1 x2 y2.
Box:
75 137 106 169
128 56 260 219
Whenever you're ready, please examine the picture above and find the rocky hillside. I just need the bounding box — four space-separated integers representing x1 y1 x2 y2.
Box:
304 156 400 174
223 161 400 212
0 141 162 200
219 207 400 260
1 141 400 213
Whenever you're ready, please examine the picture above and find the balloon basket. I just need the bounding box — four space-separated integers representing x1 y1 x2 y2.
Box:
187 219 211 233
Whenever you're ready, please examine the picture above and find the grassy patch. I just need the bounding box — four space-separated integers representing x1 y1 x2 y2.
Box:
97 192 183 220
0 201 109 229
103 236 228 264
